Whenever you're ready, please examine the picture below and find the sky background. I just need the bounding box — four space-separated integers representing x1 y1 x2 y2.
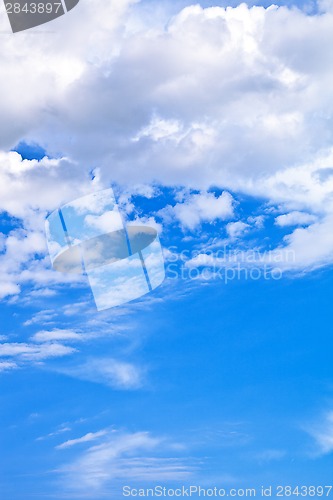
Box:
1 0 333 498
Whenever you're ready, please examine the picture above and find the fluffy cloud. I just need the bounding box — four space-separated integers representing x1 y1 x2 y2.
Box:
184 214 333 273
0 0 136 148
2 0 333 294
226 221 249 239
163 191 235 230
1 1 333 191
273 215 333 271
37 2 333 192
0 223 84 300
275 211 318 227
0 151 106 230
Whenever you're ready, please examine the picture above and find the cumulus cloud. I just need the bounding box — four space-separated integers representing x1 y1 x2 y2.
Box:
226 221 250 239
184 214 333 273
0 222 85 300
273 215 333 271
275 211 318 227
0 152 99 299
0 152 95 221
164 191 235 230
2 0 333 295
1 1 333 191
12 3 333 192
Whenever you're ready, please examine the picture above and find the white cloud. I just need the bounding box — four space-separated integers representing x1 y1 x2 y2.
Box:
27 288 58 298
268 215 333 271
133 115 183 142
57 430 194 493
23 302 132 346
0 221 85 300
226 221 250 239
0 152 95 221
32 328 83 343
2 0 333 289
23 2 333 193
164 191 235 230
56 358 144 389
2 1 333 193
0 361 18 372
275 211 318 227
185 253 217 269
84 210 123 234
23 309 58 326
0 281 20 300
247 215 265 229
37 425 72 442
305 411 333 456
184 211 333 273
56 430 108 450
127 215 163 234
0 342 76 361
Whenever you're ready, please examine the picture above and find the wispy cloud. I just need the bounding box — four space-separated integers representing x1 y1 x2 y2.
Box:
253 449 287 462
23 309 58 327
0 342 76 361
57 430 196 494
56 430 108 450
0 361 18 372
55 358 145 390
32 328 84 343
305 411 333 456
0 340 77 374
37 425 72 442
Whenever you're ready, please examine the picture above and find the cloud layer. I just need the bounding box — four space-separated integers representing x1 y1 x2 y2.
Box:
2 0 333 298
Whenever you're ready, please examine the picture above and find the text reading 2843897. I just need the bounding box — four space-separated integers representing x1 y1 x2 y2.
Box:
4 0 79 33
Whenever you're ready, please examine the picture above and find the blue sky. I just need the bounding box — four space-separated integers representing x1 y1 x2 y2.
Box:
1 0 333 498
1 179 333 498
